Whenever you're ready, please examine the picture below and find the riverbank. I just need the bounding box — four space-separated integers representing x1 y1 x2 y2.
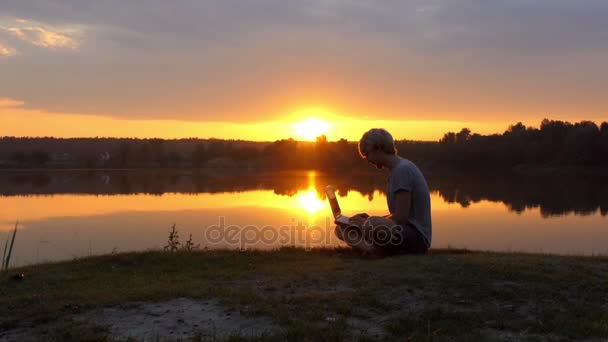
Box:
1 247 607 341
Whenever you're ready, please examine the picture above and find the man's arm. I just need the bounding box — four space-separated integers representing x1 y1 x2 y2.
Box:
391 190 411 224
349 213 369 227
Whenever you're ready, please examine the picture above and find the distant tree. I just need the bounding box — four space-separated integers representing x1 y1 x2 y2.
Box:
333 138 357 169
10 151 26 165
538 119 571 162
191 143 207 167
2 119 606 171
148 139 165 166
30 149 50 166
540 119 571 143
207 140 226 159
166 151 182 167
314 135 329 169
232 146 260 165
315 134 328 144
600 122 608 135
264 138 299 169
600 122 608 163
112 141 133 167
137 141 152 165
563 121 600 163
505 122 526 136
439 132 457 145
455 128 471 143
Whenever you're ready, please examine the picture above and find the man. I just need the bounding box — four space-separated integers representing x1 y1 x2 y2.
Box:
335 128 432 255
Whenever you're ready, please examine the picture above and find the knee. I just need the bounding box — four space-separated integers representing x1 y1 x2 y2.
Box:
362 216 400 245
363 216 395 229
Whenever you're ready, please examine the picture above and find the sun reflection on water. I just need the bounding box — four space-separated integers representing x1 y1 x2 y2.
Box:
297 189 324 214
296 171 324 214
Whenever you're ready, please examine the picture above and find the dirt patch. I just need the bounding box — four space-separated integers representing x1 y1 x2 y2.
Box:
345 308 393 339
76 297 278 340
0 298 278 341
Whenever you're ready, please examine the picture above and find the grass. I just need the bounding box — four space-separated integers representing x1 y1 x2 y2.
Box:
0 247 607 341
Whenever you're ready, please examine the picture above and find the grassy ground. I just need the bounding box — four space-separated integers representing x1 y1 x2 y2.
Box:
1 247 607 341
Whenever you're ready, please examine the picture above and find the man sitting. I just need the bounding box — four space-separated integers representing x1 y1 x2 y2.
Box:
336 128 432 256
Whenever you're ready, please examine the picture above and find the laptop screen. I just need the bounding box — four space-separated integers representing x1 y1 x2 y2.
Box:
325 186 342 218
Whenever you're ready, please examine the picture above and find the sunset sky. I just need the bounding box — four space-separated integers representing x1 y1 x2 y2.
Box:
1 0 607 141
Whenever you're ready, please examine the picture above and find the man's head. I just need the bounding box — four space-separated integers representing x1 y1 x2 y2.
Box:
358 128 397 169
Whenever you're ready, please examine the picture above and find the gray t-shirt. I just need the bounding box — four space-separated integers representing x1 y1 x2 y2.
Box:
386 158 432 247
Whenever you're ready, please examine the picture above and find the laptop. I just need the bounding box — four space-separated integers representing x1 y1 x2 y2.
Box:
325 185 350 225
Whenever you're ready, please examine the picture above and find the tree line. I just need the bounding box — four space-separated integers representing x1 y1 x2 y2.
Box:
1 119 607 170
433 119 608 167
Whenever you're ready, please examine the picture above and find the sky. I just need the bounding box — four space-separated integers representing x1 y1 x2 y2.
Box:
1 0 607 141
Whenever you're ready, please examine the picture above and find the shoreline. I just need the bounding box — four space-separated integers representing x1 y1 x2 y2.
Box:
9 245 608 270
2 164 608 177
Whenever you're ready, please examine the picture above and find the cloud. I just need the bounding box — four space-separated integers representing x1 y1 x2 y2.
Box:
0 42 17 56
1 18 81 50
0 1 606 123
0 97 24 107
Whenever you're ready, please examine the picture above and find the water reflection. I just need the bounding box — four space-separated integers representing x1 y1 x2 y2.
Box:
2 169 607 218
0 169 607 266
432 174 608 217
297 190 324 214
296 172 324 214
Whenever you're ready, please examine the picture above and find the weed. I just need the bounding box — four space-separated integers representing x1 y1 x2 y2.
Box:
164 223 180 251
2 221 18 271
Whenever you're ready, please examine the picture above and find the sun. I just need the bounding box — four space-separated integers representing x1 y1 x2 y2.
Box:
294 118 330 141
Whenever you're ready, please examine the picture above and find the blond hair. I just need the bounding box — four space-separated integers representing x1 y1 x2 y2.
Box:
358 128 397 158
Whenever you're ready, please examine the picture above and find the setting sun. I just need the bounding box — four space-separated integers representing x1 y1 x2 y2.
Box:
294 118 330 141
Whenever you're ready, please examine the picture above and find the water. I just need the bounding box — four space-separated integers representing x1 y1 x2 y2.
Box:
1 169 607 266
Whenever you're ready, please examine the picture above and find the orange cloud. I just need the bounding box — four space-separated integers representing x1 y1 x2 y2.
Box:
2 18 81 50
0 97 24 107
0 42 17 56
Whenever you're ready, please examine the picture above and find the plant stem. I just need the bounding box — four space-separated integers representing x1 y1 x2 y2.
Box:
3 221 18 271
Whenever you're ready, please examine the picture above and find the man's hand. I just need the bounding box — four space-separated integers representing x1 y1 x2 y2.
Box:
349 213 369 226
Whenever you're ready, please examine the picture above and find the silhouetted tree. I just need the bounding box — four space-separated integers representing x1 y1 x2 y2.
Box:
600 122 608 163
30 149 50 166
264 138 299 169
10 151 26 165
456 128 471 143
166 151 182 167
440 132 456 145
2 119 607 170
191 143 207 167
112 142 133 168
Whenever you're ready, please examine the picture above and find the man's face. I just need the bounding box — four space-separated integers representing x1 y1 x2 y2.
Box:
365 149 383 169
